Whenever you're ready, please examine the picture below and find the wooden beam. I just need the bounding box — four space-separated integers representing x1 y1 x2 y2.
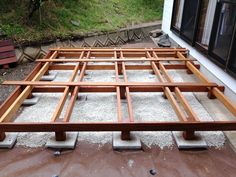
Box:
159 62 200 122
49 64 200 71
50 48 187 52
51 51 85 122
177 52 236 117
63 51 90 122
37 58 196 63
120 51 134 122
0 51 58 122
114 51 123 123
32 85 222 93
3 81 219 88
1 121 236 132
212 88 236 117
147 51 187 122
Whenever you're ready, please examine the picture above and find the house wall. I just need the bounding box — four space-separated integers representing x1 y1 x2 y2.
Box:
162 0 236 102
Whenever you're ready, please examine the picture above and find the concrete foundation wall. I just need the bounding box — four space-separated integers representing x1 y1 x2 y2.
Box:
15 22 161 63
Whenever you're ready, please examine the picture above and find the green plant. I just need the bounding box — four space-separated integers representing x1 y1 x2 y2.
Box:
28 0 47 24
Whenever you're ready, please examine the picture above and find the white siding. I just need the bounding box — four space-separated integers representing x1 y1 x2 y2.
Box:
162 0 236 98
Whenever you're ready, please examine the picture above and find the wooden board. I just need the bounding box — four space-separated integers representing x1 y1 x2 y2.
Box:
0 48 236 141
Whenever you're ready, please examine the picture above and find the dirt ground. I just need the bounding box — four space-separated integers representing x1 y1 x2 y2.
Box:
1 39 236 177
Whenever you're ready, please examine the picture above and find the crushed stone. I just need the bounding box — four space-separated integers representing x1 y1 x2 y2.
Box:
15 64 225 148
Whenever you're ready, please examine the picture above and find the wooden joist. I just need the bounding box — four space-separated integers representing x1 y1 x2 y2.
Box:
0 47 235 139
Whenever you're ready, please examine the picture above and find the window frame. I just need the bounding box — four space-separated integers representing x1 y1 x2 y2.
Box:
170 0 236 78
208 1 236 66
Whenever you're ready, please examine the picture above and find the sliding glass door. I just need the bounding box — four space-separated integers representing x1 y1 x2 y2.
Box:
227 28 236 76
209 1 236 65
171 0 236 78
180 0 200 43
171 0 185 31
196 0 217 51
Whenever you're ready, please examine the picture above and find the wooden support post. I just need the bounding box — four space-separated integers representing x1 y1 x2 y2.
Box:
162 93 167 99
0 132 6 141
114 51 123 123
120 86 126 99
186 61 193 74
207 90 217 99
44 70 50 75
183 131 196 140
27 93 33 99
3 64 9 69
121 131 131 140
55 131 66 141
186 67 193 74
0 51 58 123
118 62 122 75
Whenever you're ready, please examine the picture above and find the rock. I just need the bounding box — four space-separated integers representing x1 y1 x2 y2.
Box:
71 20 80 27
149 29 162 38
157 34 171 47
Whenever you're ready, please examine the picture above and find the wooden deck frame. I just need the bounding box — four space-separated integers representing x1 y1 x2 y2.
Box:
0 48 236 142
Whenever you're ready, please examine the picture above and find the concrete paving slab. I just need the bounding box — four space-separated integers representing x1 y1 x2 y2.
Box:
46 132 78 149
173 131 208 149
40 72 57 81
225 131 236 153
22 96 40 106
112 132 141 150
0 133 18 149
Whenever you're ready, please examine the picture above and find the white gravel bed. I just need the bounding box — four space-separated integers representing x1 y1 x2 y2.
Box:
15 66 225 148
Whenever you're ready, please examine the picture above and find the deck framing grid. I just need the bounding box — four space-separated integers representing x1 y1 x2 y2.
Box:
0 48 236 142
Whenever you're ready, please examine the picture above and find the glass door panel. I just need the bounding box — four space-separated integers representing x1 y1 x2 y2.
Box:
210 2 236 64
172 0 185 30
196 0 217 49
180 0 200 43
227 30 236 74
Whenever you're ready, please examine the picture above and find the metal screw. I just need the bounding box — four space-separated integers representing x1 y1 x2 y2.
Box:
149 169 157 175
54 150 61 156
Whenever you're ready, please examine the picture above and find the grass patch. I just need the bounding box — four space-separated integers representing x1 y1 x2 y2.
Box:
0 0 163 44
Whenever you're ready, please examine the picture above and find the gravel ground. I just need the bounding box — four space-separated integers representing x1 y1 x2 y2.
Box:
0 62 36 105
14 64 225 148
0 39 225 149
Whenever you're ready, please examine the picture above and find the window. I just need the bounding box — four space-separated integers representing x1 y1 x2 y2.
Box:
180 0 200 43
209 2 236 65
171 0 236 78
196 0 217 50
172 0 185 30
227 29 236 75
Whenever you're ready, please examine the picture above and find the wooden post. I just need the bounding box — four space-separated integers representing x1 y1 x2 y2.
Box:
3 64 9 69
0 132 6 141
120 86 126 99
55 131 66 141
183 131 196 140
44 70 50 75
162 93 167 99
186 61 193 74
207 90 216 99
118 62 122 75
27 93 33 99
186 68 193 74
121 131 131 140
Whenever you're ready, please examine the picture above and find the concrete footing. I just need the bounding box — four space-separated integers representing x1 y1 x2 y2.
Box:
22 96 40 106
40 72 57 81
173 131 208 149
46 132 78 149
0 133 18 149
112 132 141 150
